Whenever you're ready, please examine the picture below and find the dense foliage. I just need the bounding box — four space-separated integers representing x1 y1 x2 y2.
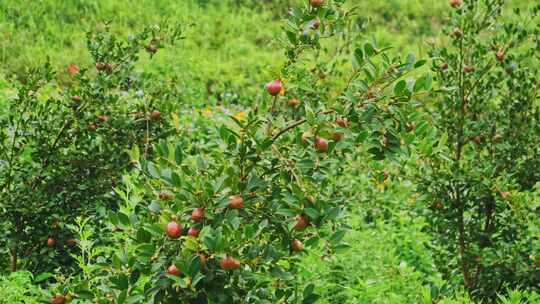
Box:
0 0 538 303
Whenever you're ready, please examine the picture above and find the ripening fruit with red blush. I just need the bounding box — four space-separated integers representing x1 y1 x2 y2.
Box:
71 95 81 102
440 63 449 71
266 79 282 96
191 208 204 221
98 115 108 123
88 123 98 131
312 18 321 29
146 44 158 54
291 239 304 251
158 191 173 201
335 117 348 128
314 137 329 152
165 221 182 238
51 294 66 304
150 110 161 120
187 227 200 237
452 27 462 38
220 256 241 270
332 132 344 142
464 65 475 73
67 64 79 75
294 215 309 231
229 195 244 209
310 0 324 7
449 0 462 8
496 51 505 62
47 237 55 247
67 238 77 247
288 98 301 107
95 62 106 71
167 264 180 276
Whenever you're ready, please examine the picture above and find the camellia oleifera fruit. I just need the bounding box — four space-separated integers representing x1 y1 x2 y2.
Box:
47 237 55 247
150 110 161 120
310 0 324 7
220 256 241 270
191 208 204 221
51 294 66 304
187 227 200 237
167 264 180 276
449 0 462 8
228 195 244 209
165 221 182 238
335 117 348 128
266 79 282 96
294 215 309 231
291 239 304 252
314 137 329 152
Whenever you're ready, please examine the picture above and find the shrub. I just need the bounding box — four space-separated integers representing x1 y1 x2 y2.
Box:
0 22 184 273
45 0 434 302
417 0 540 299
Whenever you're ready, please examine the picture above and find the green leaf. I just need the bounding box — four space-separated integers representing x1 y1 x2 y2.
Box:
175 144 183 165
34 272 53 283
394 80 406 96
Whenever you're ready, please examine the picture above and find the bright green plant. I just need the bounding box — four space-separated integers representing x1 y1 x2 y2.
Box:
417 0 540 299
44 0 435 302
0 22 184 274
0 271 42 304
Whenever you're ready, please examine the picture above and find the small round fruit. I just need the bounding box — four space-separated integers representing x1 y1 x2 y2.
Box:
47 237 55 247
288 98 301 107
266 79 282 96
312 18 321 29
406 123 416 132
294 215 309 231
310 0 324 7
332 132 344 142
335 117 348 128
220 256 240 270
158 191 173 201
187 227 200 237
291 239 304 251
473 135 482 145
496 51 505 62
146 44 158 54
98 115 109 123
165 221 182 238
71 95 81 102
104 63 113 71
439 63 449 71
67 238 77 247
191 208 204 221
464 65 475 73
67 64 79 75
449 0 462 8
95 62 106 71
314 137 329 152
151 110 161 120
167 264 180 276
435 202 444 209
52 294 66 304
452 27 462 38
229 195 244 209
